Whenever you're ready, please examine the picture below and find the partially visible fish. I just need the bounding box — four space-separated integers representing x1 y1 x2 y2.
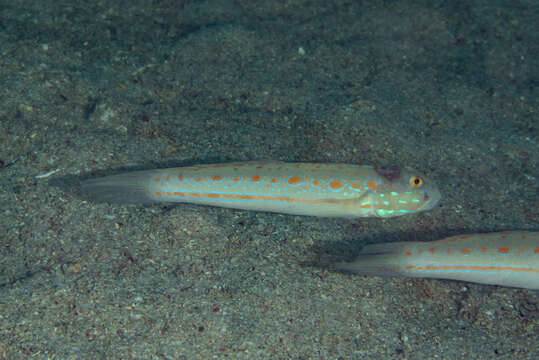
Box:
81 161 441 218
336 231 539 289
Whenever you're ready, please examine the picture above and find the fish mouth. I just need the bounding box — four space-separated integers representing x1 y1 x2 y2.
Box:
420 189 442 211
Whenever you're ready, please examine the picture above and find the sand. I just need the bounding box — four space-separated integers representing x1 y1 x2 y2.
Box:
0 0 537 358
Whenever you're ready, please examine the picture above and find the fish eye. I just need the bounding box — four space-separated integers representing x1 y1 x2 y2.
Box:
410 176 423 188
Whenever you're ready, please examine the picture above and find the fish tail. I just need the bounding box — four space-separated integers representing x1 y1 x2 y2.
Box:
81 170 158 204
335 242 409 277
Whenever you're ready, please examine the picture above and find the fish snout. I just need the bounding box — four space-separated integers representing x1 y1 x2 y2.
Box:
422 187 441 211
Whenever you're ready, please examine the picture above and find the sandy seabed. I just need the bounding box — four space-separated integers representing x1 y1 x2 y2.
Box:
0 1 537 359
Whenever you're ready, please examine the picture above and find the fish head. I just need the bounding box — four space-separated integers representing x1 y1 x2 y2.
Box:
370 166 441 217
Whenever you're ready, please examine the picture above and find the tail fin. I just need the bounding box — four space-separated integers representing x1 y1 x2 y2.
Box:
335 241 409 277
81 170 158 204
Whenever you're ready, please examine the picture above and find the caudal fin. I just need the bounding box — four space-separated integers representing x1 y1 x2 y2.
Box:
81 170 158 204
334 241 409 277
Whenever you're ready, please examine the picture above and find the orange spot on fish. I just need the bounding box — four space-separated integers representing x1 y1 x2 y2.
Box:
428 248 435 254
366 181 378 190
447 248 451 254
252 175 262 182
288 177 301 185
519 246 525 252
256 165 263 169
534 248 539 254
271 178 279 183
195 177 203 182
166 176 171 182
405 251 412 256
234 177 240 182
330 180 343 189
481 247 488 252
213 175 223 181
359 204 371 209
461 248 471 255
155 177 161 182
498 247 510 253
418 250 423 255
349 182 362 189
312 179 321 186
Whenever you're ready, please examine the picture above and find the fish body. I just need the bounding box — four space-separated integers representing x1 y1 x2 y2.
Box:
82 161 440 218
337 231 539 289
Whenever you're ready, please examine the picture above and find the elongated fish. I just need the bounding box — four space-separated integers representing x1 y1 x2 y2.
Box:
81 161 440 218
336 231 539 289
